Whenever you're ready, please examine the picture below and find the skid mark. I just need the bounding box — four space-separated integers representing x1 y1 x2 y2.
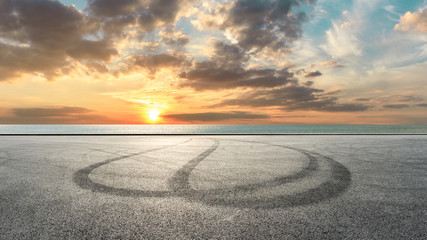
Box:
72 137 351 209
72 138 194 197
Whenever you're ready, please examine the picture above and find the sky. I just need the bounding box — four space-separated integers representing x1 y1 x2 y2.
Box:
0 0 426 124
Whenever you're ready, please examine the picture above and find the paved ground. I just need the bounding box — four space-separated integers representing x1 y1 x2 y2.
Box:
0 135 426 239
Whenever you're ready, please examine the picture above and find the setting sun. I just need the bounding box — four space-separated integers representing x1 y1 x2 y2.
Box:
147 109 161 123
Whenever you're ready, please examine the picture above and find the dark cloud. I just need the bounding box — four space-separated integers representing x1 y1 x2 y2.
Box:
383 104 410 109
216 85 369 112
353 98 371 101
179 39 363 113
416 103 427 107
399 95 423 102
212 41 250 68
88 0 142 17
180 64 295 90
180 41 295 90
0 107 116 124
304 71 322 78
66 39 117 61
0 0 116 81
163 111 269 122
0 0 191 81
88 0 186 33
0 43 69 81
323 89 343 96
221 0 316 52
131 52 190 74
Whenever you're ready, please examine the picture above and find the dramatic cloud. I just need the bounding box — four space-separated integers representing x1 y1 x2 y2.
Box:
304 71 322 78
130 52 190 74
383 104 410 109
180 41 296 90
2 0 421 125
217 85 369 112
180 37 365 113
394 8 427 33
163 111 269 122
88 0 143 17
0 107 116 124
180 64 295 90
66 39 117 61
0 0 192 81
221 0 316 52
0 0 116 81
88 0 187 33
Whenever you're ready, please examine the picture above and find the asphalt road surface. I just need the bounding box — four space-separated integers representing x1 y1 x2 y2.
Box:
0 135 426 239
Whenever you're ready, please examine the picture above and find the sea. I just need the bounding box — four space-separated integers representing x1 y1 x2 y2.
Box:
0 125 426 134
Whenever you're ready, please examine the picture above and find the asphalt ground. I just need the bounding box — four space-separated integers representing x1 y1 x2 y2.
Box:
0 135 426 239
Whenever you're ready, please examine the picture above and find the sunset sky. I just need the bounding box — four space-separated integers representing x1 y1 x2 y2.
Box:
0 0 426 124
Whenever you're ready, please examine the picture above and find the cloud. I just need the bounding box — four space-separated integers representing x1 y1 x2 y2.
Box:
179 39 365 113
160 28 190 47
221 0 316 52
216 85 369 112
211 41 250 67
180 41 296 90
323 21 362 58
416 103 427 107
66 39 118 61
322 61 344 68
0 107 116 124
353 98 371 101
12 107 91 117
130 52 190 74
0 0 116 81
163 111 270 122
383 104 410 109
0 0 194 81
88 0 187 33
87 0 143 17
180 64 296 90
304 71 322 78
394 9 427 33
399 95 423 102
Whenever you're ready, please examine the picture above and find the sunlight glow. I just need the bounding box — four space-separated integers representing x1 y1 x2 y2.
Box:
147 109 161 123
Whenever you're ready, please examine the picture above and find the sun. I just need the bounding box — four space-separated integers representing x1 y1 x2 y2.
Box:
147 109 161 123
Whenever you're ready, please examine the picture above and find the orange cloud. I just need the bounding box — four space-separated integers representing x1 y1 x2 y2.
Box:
394 9 427 33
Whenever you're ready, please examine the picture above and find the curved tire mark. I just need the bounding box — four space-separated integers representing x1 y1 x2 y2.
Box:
72 138 194 197
72 137 351 209
168 139 219 194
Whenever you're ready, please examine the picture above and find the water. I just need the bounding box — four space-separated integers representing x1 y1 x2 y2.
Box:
0 125 426 134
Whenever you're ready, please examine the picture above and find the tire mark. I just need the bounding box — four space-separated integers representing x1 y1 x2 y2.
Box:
168 139 219 194
173 139 351 209
180 143 318 195
72 138 194 197
72 137 351 209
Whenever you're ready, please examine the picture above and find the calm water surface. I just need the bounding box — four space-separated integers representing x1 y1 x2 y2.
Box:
0 125 426 134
